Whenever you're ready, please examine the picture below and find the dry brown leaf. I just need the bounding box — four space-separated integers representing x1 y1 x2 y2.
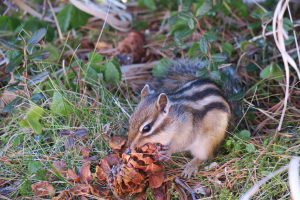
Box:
103 154 119 166
90 184 111 197
80 161 92 184
99 159 111 175
52 161 67 175
145 163 163 173
95 41 113 51
152 185 168 200
0 89 21 110
0 179 6 187
69 184 90 196
80 147 91 159
52 190 72 200
80 38 94 49
31 181 55 197
108 135 127 151
67 169 80 183
0 156 12 164
95 165 107 182
148 172 164 189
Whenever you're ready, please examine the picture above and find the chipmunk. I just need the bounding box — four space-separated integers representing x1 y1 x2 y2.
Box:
127 59 240 178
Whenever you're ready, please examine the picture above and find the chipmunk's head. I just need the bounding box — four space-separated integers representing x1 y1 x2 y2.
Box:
127 84 176 150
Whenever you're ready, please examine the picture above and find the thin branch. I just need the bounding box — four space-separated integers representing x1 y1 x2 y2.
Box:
240 165 289 200
289 157 300 200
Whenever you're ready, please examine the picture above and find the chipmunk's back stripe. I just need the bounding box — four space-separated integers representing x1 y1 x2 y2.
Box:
178 88 225 101
194 102 229 120
170 79 214 96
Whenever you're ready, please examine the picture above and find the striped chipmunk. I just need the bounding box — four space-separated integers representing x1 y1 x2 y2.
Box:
127 59 241 178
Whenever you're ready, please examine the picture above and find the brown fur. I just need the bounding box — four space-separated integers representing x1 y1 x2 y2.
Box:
127 80 231 177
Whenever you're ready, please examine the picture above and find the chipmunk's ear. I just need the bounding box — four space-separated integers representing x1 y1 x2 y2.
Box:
156 93 169 113
141 84 153 99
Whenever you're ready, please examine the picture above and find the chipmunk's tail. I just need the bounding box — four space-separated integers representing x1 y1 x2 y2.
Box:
122 59 243 116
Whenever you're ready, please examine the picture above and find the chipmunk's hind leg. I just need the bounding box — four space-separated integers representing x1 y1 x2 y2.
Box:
182 110 229 178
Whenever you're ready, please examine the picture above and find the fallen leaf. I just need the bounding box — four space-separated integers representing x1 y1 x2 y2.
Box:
148 172 164 189
90 184 111 197
95 165 107 182
152 184 168 200
80 161 92 184
69 184 90 196
0 90 21 110
52 161 67 175
0 179 6 186
58 129 72 136
145 163 163 173
0 156 11 164
67 169 80 183
80 147 90 159
74 128 88 138
103 154 119 166
108 135 127 151
99 159 111 174
95 41 113 51
31 181 55 197
52 190 72 200
64 136 75 149
81 38 94 49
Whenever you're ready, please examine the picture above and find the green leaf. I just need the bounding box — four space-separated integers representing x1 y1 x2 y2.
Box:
103 61 121 83
57 5 90 32
57 5 73 32
178 12 195 30
237 130 251 141
27 28 46 54
209 70 221 81
221 42 233 57
12 134 24 147
211 53 227 63
0 16 21 31
70 6 91 29
50 92 72 116
152 59 172 77
2 97 23 113
20 180 32 196
88 52 104 73
28 161 43 174
246 143 256 153
19 106 45 134
138 0 157 11
21 17 55 41
196 0 212 17
44 44 60 62
5 50 23 73
199 37 208 54
240 41 253 52
260 63 284 81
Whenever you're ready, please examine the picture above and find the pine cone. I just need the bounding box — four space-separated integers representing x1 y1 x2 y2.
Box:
96 143 165 198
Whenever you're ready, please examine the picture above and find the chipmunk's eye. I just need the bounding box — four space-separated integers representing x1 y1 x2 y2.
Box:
142 124 151 133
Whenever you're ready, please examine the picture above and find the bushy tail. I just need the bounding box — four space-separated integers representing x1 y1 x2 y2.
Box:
149 59 244 116
122 59 243 116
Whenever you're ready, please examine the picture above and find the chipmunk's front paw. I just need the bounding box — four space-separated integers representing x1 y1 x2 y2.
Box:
181 163 198 178
181 158 201 178
154 144 170 161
